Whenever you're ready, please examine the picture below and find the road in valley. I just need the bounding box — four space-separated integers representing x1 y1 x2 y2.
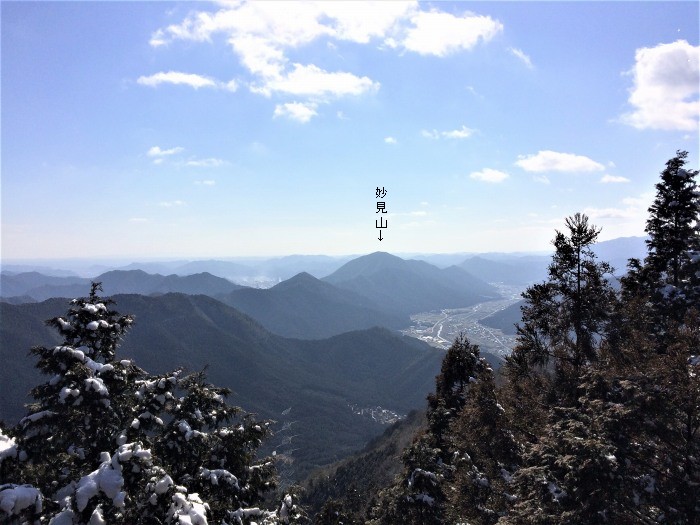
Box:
400 284 524 357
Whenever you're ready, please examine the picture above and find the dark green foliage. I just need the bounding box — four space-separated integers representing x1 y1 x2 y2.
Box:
625 150 700 347
303 410 426 521
369 336 500 525
645 151 700 291
447 365 519 525
506 213 617 404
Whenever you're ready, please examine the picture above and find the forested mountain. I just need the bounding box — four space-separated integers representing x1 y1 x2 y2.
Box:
0 293 442 481
323 252 499 316
0 272 88 298
0 269 242 302
216 272 408 339
478 300 525 335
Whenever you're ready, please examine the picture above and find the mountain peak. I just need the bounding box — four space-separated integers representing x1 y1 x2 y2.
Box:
324 252 407 284
271 271 320 290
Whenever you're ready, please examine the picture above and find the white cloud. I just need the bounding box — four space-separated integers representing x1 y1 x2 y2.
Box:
158 200 185 207
138 71 238 92
186 158 225 168
252 63 379 98
148 2 503 110
600 174 631 183
441 125 475 139
422 125 475 140
147 146 184 157
195 180 216 185
620 40 699 131
224 80 239 92
129 218 148 223
273 101 319 123
402 10 503 56
137 71 219 89
515 150 605 172
470 168 509 183
509 47 533 69
533 175 550 184
384 136 398 144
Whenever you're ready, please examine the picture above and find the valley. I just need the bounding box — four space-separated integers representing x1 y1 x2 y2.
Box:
401 283 524 356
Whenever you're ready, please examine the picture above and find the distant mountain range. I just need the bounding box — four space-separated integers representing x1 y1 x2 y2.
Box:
0 270 242 301
0 294 445 479
458 256 549 285
2 253 505 339
323 252 499 317
217 272 408 339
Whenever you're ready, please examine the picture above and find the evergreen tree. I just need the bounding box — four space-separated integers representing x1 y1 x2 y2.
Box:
1 285 291 524
505 213 617 407
369 335 493 525
645 151 700 296
624 150 700 345
447 363 519 525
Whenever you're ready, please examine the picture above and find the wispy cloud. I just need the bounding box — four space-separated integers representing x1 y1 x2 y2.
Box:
186 158 225 168
251 63 378 98
509 47 534 69
470 168 509 183
515 150 605 172
273 102 318 123
619 40 699 131
195 180 216 186
147 146 184 157
138 71 238 91
422 125 475 140
158 200 185 207
384 136 398 144
600 174 631 183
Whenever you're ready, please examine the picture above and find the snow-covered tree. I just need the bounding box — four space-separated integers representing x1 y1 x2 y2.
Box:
0 284 291 524
369 335 495 525
447 363 519 525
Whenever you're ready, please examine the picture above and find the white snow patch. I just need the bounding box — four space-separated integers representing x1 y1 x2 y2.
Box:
0 432 18 465
0 484 43 516
82 303 106 314
199 468 239 489
85 377 109 397
20 410 55 426
88 505 106 525
168 491 209 525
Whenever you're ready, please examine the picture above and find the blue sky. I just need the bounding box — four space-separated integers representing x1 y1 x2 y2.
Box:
2 1 698 260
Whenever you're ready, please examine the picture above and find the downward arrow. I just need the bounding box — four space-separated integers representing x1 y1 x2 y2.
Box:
378 230 384 241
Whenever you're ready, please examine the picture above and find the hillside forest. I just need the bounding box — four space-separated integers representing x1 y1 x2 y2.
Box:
0 151 698 524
